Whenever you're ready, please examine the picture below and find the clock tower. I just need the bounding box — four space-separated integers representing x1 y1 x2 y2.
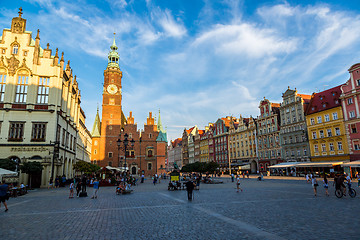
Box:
99 34 124 166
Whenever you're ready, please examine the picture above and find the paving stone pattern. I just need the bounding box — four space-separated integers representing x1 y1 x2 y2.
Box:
1 178 359 240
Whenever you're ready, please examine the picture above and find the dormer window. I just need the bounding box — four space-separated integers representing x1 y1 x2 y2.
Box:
12 44 19 55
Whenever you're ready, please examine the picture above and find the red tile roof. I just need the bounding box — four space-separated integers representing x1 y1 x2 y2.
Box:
305 85 342 115
221 118 231 127
186 126 195 134
172 138 182 148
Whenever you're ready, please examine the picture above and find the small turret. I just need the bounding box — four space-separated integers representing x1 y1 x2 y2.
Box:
33 29 40 65
60 52 64 78
53 48 59 66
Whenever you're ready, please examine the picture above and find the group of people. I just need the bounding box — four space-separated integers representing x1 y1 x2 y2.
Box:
307 172 358 197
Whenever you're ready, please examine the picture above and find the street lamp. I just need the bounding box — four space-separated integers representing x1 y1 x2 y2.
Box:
117 132 135 172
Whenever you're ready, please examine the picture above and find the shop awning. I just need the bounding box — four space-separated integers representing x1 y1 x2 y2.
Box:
296 161 343 168
238 164 251 170
342 160 360 167
268 162 301 168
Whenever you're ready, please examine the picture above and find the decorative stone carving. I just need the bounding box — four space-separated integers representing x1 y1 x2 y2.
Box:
6 55 20 76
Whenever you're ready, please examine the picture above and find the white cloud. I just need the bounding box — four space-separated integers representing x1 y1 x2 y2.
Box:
158 9 187 38
193 23 297 58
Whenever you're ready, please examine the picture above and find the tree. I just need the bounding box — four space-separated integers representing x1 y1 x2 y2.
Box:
0 158 17 171
20 161 43 188
73 161 100 174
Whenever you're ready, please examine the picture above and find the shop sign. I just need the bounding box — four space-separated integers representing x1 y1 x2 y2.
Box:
10 147 48 152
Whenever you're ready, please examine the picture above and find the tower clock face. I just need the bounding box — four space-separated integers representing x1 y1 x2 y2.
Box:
107 84 118 94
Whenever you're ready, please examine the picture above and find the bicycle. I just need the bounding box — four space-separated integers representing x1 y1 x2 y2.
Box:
335 185 356 198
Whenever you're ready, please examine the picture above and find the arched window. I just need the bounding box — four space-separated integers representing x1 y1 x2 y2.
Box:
148 163 152 170
147 149 153 157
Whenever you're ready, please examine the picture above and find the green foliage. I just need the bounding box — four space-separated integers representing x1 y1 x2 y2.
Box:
73 161 100 174
181 161 219 173
20 161 43 174
0 158 17 171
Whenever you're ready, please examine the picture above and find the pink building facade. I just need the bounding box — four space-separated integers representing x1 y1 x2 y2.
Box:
340 63 360 161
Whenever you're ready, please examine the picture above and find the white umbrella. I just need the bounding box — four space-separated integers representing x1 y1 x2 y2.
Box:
0 167 17 176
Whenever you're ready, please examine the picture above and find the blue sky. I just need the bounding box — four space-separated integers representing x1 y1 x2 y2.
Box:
1 0 360 143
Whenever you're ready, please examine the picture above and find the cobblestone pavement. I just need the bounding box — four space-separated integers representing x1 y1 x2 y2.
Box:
1 177 359 240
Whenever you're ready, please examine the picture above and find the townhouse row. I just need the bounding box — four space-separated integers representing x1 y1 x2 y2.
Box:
168 63 360 173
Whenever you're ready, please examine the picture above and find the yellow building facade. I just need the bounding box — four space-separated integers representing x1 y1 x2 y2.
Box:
305 86 349 162
0 9 91 187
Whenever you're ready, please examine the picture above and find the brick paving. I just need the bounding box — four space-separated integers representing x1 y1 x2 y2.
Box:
1 177 359 240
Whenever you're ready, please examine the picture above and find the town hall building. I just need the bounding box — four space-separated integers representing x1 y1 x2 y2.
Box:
90 36 167 176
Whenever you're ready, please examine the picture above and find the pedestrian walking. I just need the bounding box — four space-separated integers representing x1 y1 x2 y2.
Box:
306 174 309 183
356 172 360 188
236 175 243 192
141 174 145 183
81 175 87 192
55 176 60 188
91 179 99 199
185 179 195 201
69 182 74 198
153 175 157 185
76 180 81 197
323 175 329 196
246 171 249 178
48 177 53 189
311 174 318 196
231 173 234 182
0 181 9 212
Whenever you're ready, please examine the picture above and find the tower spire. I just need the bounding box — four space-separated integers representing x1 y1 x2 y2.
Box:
107 33 120 69
91 108 101 137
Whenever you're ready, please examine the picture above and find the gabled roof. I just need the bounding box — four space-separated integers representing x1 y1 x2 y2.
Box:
298 94 312 100
221 117 231 127
186 126 195 134
172 138 182 148
305 85 342 115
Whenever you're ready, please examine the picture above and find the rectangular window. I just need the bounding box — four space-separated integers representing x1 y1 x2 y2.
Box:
304 148 307 156
319 130 324 138
312 132 317 139
354 143 360 150
321 143 326 152
15 75 28 103
73 138 76 151
347 98 353 105
324 114 330 122
108 152 113 158
0 74 6 102
8 122 25 141
351 124 357 133
56 125 61 142
337 142 343 150
317 116 322 123
310 118 315 125
37 77 50 104
349 111 356 118
329 143 334 151
332 112 338 120
335 128 340 136
357 79 360 86
70 135 73 150
66 132 69 148
327 129 332 137
31 122 46 141
314 144 319 153
62 129 66 146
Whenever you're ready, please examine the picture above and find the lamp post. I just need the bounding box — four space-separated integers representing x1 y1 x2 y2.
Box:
117 132 135 172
